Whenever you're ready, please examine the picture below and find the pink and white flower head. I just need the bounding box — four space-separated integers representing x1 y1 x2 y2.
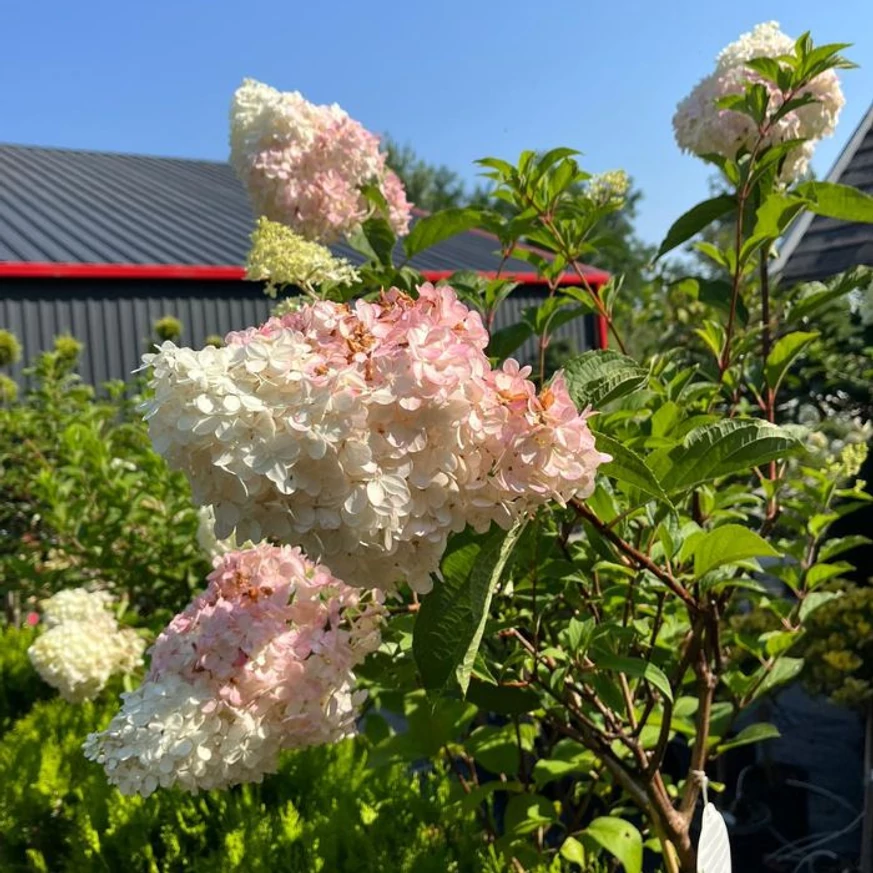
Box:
83 544 383 795
230 79 411 241
673 21 845 180
142 284 610 594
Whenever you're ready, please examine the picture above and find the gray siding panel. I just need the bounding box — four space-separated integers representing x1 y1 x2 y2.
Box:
0 278 596 389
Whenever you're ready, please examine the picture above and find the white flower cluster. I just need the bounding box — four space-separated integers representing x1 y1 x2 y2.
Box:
673 21 844 180
28 589 145 702
83 544 381 795
142 285 608 593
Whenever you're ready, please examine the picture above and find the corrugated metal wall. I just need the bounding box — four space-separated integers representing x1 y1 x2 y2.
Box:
0 278 596 387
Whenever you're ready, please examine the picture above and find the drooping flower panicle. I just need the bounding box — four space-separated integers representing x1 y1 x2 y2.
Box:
230 79 411 241
673 21 844 180
28 589 146 702
83 544 383 795
142 284 610 593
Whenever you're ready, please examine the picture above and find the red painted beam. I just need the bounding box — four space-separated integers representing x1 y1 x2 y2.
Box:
0 261 610 349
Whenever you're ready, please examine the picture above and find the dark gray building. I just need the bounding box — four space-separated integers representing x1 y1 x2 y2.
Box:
0 145 607 386
774 101 873 284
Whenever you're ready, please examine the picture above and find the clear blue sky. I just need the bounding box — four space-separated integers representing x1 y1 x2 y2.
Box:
3 0 871 245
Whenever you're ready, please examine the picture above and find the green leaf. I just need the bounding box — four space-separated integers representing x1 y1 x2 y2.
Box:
819 534 872 562
466 679 539 715
487 323 533 360
413 523 525 696
532 740 597 787
799 591 839 621
593 433 671 505
560 837 587 866
562 350 648 409
655 195 735 260
682 524 780 578
789 267 873 322
465 724 533 774
403 207 486 259
504 794 557 836
795 181 873 224
591 649 673 701
346 217 397 267
753 192 805 241
757 657 804 698
655 420 799 492
585 817 643 873
716 722 781 753
765 331 819 392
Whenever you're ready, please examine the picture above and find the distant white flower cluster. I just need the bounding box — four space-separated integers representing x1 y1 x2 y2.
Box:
143 284 609 594
83 544 382 795
587 170 630 207
673 21 844 180
28 589 145 702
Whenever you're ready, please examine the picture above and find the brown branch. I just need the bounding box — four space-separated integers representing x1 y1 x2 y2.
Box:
572 500 697 610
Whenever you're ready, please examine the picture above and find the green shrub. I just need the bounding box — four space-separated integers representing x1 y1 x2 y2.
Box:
0 693 499 873
0 341 208 620
0 626 51 734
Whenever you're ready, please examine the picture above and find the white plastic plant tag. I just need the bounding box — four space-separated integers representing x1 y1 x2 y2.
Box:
697 802 731 873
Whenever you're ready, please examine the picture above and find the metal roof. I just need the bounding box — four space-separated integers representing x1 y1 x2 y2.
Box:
0 143 607 282
773 102 873 284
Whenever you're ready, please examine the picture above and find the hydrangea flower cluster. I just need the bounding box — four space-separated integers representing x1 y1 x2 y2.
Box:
83 544 383 795
142 284 610 593
245 217 360 298
28 588 145 702
587 170 630 207
230 79 411 242
673 21 844 180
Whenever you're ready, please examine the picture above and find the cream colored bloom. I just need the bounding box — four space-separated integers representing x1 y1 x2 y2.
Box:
245 217 359 298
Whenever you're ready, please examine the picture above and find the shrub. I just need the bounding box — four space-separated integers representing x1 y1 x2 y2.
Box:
0 690 499 873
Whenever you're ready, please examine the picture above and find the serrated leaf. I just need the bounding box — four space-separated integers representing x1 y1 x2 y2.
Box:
413 523 525 696
654 420 799 492
403 207 486 259
585 817 643 873
765 331 818 392
562 350 648 409
593 432 671 505
656 195 736 260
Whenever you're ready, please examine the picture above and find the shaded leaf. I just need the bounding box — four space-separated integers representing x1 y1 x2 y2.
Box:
656 195 736 260
404 207 486 259
413 524 525 696
562 350 648 409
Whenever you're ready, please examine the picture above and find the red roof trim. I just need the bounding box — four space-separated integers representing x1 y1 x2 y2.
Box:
0 261 610 286
0 261 610 348
0 262 246 281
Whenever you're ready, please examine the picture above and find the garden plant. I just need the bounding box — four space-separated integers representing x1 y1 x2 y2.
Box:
3 19 873 873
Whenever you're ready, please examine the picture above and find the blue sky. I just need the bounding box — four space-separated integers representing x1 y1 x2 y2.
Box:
3 0 871 245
